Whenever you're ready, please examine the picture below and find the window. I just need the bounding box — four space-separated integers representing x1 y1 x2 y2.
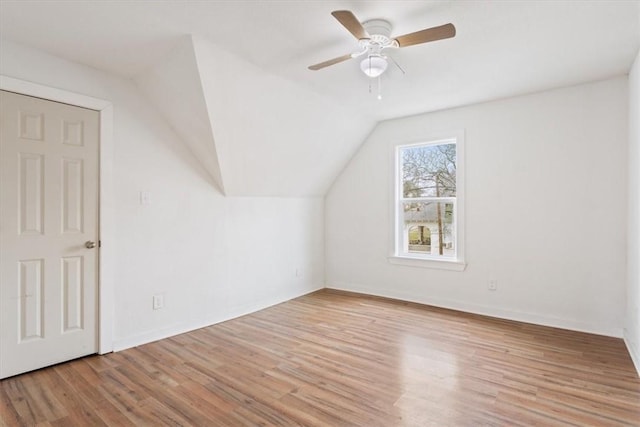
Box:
391 133 465 270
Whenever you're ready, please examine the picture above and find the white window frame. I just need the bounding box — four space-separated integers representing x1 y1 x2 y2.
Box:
388 130 466 271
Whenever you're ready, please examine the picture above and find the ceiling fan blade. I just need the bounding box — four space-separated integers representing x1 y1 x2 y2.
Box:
308 54 353 71
331 10 369 40
394 23 456 48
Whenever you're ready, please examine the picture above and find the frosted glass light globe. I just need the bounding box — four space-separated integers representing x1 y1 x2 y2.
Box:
360 56 388 78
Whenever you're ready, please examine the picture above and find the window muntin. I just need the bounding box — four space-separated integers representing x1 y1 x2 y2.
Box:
396 140 458 259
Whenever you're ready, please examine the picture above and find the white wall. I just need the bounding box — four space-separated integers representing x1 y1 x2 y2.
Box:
0 40 324 350
326 78 628 337
626 50 640 374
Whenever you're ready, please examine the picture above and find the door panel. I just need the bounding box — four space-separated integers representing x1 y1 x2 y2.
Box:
0 90 99 379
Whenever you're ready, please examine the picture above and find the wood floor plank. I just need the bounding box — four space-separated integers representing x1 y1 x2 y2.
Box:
0 385 22 426
2 289 639 426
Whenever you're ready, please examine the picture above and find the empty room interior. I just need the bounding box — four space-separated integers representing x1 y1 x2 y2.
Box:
1 0 640 425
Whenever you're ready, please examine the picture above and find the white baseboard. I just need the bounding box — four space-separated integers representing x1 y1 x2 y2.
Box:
112 318 216 352
111 280 629 360
327 282 623 338
623 331 640 377
112 284 323 352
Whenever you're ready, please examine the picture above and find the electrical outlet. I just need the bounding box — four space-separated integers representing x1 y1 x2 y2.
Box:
153 294 164 310
488 280 498 291
295 268 302 277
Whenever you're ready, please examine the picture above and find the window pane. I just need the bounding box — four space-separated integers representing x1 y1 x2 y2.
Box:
402 143 456 198
403 202 455 257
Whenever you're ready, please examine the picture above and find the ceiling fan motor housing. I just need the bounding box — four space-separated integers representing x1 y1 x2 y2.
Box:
308 10 455 72
362 19 393 45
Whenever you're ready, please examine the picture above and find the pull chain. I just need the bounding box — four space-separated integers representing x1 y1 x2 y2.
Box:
367 75 383 100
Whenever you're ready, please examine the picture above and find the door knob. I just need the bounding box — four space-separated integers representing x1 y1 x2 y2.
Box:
85 241 97 249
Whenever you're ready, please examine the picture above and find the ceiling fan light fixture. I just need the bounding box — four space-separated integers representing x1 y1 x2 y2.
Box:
360 55 388 78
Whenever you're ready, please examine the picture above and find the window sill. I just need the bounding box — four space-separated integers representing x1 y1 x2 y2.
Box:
388 255 467 271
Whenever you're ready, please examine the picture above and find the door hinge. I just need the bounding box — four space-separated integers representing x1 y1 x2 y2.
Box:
98 240 102 248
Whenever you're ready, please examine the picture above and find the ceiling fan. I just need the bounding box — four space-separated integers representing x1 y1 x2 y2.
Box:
309 10 456 79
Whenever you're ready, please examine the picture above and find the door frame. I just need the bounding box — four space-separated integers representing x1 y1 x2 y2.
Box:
1 75 114 354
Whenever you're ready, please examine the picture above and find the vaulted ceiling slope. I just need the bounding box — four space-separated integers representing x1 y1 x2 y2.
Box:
135 35 375 196
1 1 639 196
191 36 375 197
135 36 226 194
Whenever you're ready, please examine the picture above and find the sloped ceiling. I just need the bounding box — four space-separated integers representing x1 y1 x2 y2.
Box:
1 1 639 196
190 36 374 196
135 35 374 196
135 36 226 194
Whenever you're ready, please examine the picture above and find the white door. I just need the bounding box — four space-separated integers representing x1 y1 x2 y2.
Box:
0 90 99 379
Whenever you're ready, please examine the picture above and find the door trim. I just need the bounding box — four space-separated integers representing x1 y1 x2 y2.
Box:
1 75 114 354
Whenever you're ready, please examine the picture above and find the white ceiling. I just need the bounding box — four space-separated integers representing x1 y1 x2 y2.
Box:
1 1 638 197
1 1 638 121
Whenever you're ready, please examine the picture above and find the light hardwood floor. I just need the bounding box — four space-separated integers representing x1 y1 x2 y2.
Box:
1 289 639 426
